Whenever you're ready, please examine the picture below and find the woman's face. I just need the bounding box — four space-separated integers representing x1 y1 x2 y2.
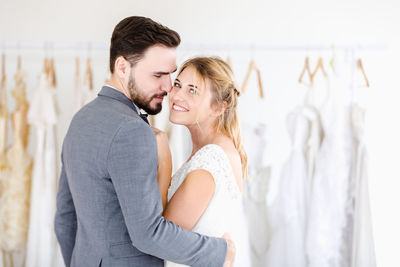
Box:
169 66 217 127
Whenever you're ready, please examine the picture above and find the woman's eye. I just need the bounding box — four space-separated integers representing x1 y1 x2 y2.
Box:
188 88 196 95
154 75 161 78
173 82 181 88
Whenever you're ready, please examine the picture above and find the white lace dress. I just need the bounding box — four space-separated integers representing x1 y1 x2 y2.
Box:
165 144 250 267
306 68 354 267
266 106 320 267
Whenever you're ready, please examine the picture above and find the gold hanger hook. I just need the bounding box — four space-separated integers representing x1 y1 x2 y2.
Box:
357 58 370 88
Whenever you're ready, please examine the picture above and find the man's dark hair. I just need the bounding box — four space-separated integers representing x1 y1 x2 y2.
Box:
109 16 181 73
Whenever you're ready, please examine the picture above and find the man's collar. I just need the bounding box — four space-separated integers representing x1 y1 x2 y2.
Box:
98 85 140 114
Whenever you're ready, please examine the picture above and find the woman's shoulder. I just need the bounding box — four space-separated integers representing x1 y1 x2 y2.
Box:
211 135 241 166
211 135 243 191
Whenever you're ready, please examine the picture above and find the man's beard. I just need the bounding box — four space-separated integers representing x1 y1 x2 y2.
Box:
127 75 167 115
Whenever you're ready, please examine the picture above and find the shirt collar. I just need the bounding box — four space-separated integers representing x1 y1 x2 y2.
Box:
98 85 141 114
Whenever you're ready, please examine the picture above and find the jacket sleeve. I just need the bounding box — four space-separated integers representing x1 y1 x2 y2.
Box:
107 120 227 267
54 151 77 267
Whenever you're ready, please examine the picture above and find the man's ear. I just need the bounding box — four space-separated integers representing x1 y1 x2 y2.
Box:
114 56 130 79
213 101 228 117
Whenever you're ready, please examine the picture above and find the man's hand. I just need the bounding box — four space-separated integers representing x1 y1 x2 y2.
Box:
222 233 236 267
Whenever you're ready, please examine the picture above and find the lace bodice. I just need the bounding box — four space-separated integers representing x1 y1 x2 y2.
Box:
168 144 240 201
166 144 250 267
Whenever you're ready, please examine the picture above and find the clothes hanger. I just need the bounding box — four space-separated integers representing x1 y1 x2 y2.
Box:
0 53 7 113
48 58 57 87
357 58 370 87
329 44 336 74
298 56 313 85
43 57 49 77
48 57 61 114
1 53 6 90
241 60 256 94
17 54 22 72
241 60 255 94
241 60 264 99
255 67 264 99
43 43 49 77
310 57 327 83
302 56 330 108
50 43 57 87
84 58 93 90
14 55 24 89
43 42 56 87
1 42 6 89
75 57 80 82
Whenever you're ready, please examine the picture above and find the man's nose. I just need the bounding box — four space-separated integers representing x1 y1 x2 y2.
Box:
161 75 172 93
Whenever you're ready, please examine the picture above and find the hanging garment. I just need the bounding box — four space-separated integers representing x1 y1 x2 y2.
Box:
266 105 323 267
303 105 324 197
0 55 7 199
241 121 271 267
306 62 354 267
242 164 270 267
73 77 96 113
165 144 251 267
299 58 327 196
0 69 32 253
350 104 376 267
25 72 59 267
236 64 271 267
238 83 271 267
0 55 7 267
73 58 96 114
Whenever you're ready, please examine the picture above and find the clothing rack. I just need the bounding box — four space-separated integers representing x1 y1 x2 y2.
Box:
0 41 388 52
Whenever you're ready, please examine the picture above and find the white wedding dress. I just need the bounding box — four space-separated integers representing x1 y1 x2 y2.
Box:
26 72 63 267
306 65 354 267
350 104 376 267
266 105 322 267
165 144 250 267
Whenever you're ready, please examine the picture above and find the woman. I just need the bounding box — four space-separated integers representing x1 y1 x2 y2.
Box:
154 57 250 267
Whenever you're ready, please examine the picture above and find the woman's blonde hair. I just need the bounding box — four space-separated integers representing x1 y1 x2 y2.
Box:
178 57 248 178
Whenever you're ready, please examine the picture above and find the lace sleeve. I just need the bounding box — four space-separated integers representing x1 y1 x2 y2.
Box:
187 144 239 197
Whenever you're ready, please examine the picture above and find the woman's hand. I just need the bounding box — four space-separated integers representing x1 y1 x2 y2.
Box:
152 127 172 211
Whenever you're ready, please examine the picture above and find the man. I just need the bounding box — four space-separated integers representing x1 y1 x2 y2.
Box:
55 16 235 267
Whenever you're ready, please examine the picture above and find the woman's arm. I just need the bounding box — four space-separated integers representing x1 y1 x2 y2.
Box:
152 127 216 229
163 169 215 230
153 127 172 210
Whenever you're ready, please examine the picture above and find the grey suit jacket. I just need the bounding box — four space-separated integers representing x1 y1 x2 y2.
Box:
55 86 227 267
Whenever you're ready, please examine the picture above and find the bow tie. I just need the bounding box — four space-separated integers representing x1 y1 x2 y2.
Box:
139 113 149 124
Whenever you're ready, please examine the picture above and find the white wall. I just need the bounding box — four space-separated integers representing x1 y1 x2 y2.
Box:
1 0 399 266
2 0 400 44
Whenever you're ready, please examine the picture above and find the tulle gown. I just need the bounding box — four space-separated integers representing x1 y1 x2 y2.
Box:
0 69 32 254
306 65 354 267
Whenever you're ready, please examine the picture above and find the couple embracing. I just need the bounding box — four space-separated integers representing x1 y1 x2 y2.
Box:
55 16 250 267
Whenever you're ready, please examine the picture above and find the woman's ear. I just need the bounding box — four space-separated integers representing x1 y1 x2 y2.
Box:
213 101 228 117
